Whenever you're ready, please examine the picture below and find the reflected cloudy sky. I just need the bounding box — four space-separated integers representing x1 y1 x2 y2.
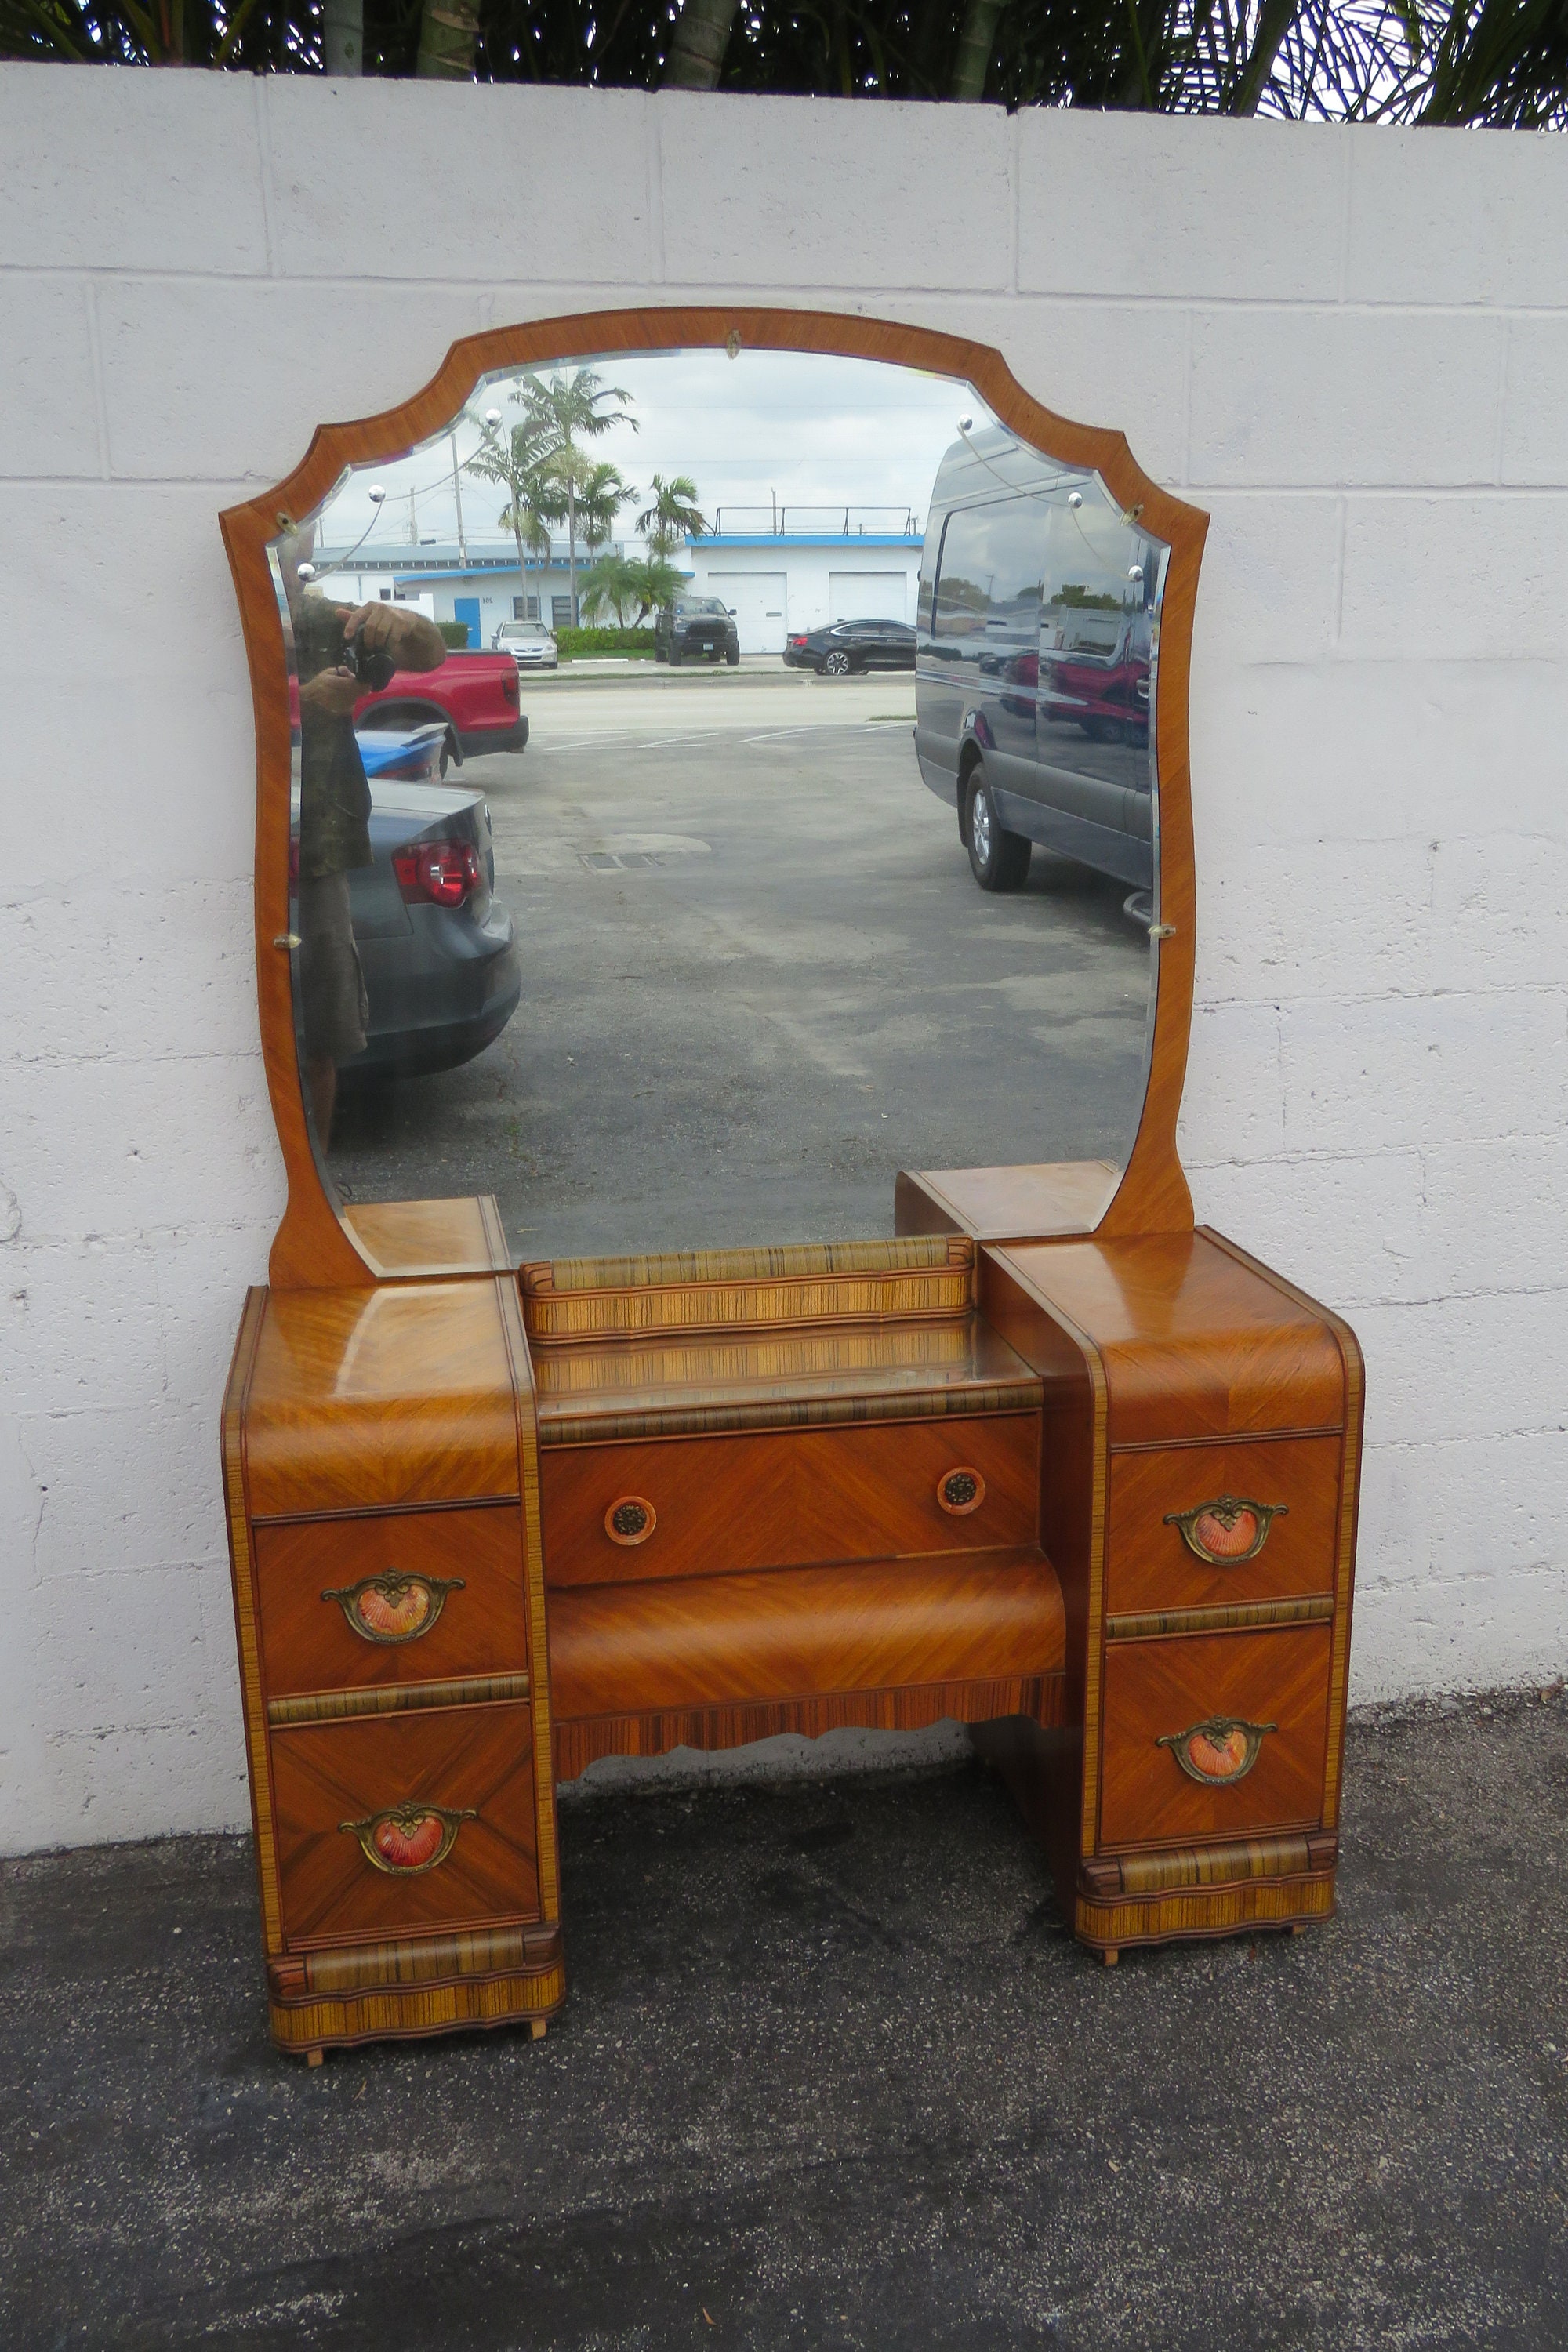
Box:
311 347 1004 553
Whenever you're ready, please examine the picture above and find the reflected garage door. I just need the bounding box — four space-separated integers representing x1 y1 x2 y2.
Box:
829 572 909 624
706 572 788 655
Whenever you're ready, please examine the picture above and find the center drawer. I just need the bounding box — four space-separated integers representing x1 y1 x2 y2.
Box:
539 1414 1040 1588
254 1505 530 1697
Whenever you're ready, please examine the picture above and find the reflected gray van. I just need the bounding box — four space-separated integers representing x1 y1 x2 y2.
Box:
914 427 1165 895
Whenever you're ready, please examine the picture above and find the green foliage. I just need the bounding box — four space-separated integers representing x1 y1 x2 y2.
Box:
638 474 708 553
437 619 474 647
553 625 656 658
2 0 1559 125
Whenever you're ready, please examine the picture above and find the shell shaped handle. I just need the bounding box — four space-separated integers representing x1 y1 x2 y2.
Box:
339 1801 477 1875
1156 1716 1277 1786
321 1570 465 1644
1163 1496 1287 1566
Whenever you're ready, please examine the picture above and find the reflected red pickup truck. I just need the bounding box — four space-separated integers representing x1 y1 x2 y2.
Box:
354 650 528 764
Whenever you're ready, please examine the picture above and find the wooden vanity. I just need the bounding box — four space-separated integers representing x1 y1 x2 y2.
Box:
220 308 1362 2059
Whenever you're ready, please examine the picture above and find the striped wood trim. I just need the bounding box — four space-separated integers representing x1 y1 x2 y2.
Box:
553 1674 1065 1782
526 1235 971 1292
269 1964 566 2053
267 1672 530 1727
1105 1832 1325 1896
271 1922 560 1998
497 1276 563 1927
223 1288 283 1956
536 1381 1044 1448
1105 1594 1334 1643
1076 1873 1334 1951
1198 1229 1364 1836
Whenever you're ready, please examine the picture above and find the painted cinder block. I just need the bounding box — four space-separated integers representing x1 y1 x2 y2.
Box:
1188 306 1503 489
261 80 655 286
0 277 102 477
1344 123 1568 310
1340 492 1568 662
658 91 1014 292
1279 990 1568 1158
1018 111 1345 304
1500 315 1568 487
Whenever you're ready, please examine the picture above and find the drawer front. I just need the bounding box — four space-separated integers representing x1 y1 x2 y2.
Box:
540 1414 1039 1588
255 1507 530 1697
271 1701 539 1947
1105 1435 1343 1620
1099 1626 1331 1850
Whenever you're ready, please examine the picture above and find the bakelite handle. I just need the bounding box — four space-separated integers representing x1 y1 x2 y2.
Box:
339 1802 477 1875
1156 1716 1277 1786
321 1570 465 1644
605 1496 657 1545
937 1466 986 1515
1163 1496 1287 1566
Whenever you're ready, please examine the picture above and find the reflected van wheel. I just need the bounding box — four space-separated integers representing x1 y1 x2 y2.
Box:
726 645 740 666
822 650 851 676
967 771 1031 893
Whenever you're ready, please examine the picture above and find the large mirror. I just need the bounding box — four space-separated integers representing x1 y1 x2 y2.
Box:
267 343 1168 1263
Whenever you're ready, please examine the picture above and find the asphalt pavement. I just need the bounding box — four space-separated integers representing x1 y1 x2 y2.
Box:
327 672 1153 1262
2 1692 1565 2349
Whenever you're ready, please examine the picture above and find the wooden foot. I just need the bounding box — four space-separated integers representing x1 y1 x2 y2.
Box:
1101 1947 1120 1967
305 2047 325 2068
1290 1922 1308 1936
530 2017 548 2041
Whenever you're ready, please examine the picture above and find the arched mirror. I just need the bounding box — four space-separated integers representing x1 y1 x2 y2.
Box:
227 314 1203 1284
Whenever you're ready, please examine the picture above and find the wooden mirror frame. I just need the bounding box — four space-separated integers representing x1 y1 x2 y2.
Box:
220 307 1208 1291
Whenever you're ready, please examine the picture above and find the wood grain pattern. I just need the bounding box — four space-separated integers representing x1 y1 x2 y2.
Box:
269 1919 561 1998
223 1287 285 1957
268 1962 566 2054
243 1281 521 1515
255 1505 528 1694
343 1196 512 1280
495 1274 564 1930
271 1700 540 1947
522 1236 974 1343
532 1312 1038 1446
1105 1595 1333 1642
1098 1625 1331 1849
547 1548 1065 1723
1105 1433 1345 1616
540 1416 1040 1589
992 1232 1347 1446
556 1676 1065 1780
267 1674 532 1726
220 310 1207 1286
1075 1875 1334 1952
895 1163 1121 1243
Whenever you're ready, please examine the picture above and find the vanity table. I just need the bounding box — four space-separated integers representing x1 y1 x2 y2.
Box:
220 309 1361 2060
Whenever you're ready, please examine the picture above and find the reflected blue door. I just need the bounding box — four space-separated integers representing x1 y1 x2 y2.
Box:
454 597 481 648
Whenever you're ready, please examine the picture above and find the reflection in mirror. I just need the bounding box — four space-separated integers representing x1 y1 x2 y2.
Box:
268 347 1167 1261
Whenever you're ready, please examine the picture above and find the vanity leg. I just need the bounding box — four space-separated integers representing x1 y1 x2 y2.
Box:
1101 1947 1119 1967
305 2047 325 2068
1290 1922 1308 1936
531 2018 548 2042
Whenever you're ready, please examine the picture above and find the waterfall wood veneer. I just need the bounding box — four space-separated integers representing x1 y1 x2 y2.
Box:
220 307 1362 2058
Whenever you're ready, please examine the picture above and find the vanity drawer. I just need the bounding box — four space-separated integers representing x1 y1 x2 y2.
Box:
1105 1435 1344 1620
1098 1624 1331 1850
270 1700 540 1947
254 1506 530 1697
539 1414 1039 1588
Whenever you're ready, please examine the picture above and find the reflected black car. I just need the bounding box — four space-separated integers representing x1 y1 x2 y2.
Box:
783 619 916 675
293 736 521 1083
654 597 740 666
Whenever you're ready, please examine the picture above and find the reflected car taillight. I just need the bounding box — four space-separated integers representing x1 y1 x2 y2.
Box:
393 837 483 907
502 669 519 706
788 634 808 648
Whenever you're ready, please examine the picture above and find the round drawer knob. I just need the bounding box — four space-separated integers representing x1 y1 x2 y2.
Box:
937 1466 985 1515
605 1495 657 1545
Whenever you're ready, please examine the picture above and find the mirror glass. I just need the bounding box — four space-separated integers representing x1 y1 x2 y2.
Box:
267 345 1167 1261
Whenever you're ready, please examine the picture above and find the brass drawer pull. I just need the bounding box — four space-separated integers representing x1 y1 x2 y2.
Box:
1157 1716 1277 1786
1163 1496 1287 1565
605 1495 656 1546
339 1801 477 1875
937 1466 985 1515
321 1570 465 1644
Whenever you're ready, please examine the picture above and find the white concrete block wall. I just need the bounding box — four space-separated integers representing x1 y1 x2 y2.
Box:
1 71 1564 1854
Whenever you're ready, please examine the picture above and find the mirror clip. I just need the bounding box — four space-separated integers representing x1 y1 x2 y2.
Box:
273 933 301 951
1149 923 1176 941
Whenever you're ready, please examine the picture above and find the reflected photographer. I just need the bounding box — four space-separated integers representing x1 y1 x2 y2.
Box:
281 531 446 1147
